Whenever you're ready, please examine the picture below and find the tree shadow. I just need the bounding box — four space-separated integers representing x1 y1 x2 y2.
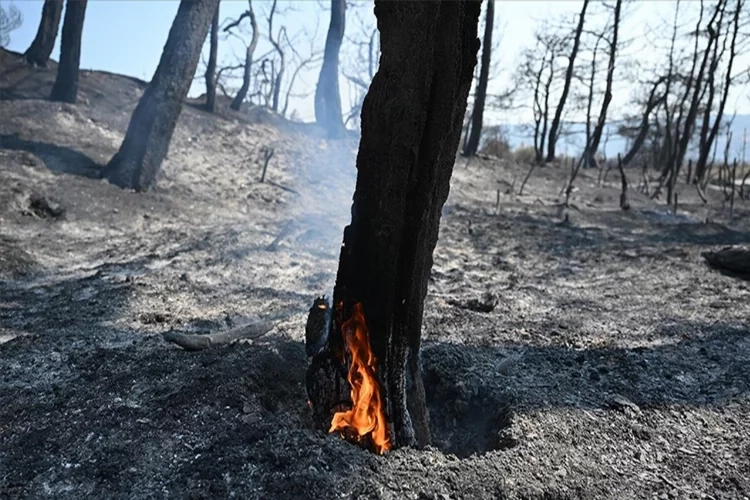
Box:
0 134 103 179
420 316 749 457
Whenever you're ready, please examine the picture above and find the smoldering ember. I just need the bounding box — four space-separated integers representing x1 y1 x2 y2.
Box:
1 0 750 498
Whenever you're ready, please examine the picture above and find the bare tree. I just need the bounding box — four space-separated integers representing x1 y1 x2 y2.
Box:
341 4 379 130
267 0 285 113
315 0 346 137
23 0 61 66
620 76 667 166
204 3 220 112
0 0 22 48
587 0 622 157
307 0 480 452
666 0 724 204
463 0 495 157
227 1 259 111
694 0 744 184
103 0 220 191
564 0 622 206
547 0 589 162
50 0 87 104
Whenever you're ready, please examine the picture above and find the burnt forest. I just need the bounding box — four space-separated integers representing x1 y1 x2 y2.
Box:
1 0 750 498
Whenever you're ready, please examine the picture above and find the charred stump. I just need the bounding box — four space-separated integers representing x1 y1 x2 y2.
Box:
23 0 64 67
49 0 87 104
306 0 481 452
103 0 220 191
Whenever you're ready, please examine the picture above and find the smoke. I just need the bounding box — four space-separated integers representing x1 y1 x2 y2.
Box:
274 134 359 296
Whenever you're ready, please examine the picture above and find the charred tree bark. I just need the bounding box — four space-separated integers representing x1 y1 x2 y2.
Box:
204 3 220 113
103 0 220 192
23 0 63 67
462 0 494 157
538 52 555 163
621 77 666 167
49 0 87 103
588 0 621 156
546 0 589 162
668 0 723 204
530 56 545 162
229 1 259 111
695 0 741 184
307 0 481 451
617 153 630 210
314 0 346 138
267 0 285 114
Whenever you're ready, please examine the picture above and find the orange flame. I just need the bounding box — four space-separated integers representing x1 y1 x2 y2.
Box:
329 302 392 454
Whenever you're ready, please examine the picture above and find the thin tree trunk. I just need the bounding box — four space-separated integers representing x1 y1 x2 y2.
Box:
50 0 87 103
621 77 666 167
588 0 621 156
463 0 494 157
695 0 741 184
267 0 285 113
546 0 589 162
585 34 603 148
205 3 220 113
539 53 554 163
306 0 481 452
669 0 723 204
103 0 220 192
23 0 64 67
230 1 259 111
531 57 545 161
314 0 347 138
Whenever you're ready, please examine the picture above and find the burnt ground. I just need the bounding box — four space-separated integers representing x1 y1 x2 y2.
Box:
1 49 749 499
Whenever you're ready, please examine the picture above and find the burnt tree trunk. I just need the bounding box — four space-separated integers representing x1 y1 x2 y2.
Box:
314 0 346 138
49 0 87 103
621 77 665 167
23 0 64 67
462 0 494 157
588 0 621 156
204 2 220 113
230 0 259 111
546 0 589 162
306 0 481 451
695 0 741 185
538 52 555 163
103 0 220 192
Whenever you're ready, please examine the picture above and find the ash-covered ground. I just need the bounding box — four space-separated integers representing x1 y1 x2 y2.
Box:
1 50 749 499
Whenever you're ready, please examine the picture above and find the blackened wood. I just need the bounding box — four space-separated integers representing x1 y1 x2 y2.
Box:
103 0 220 191
314 0 346 138
50 0 87 103
462 0 494 157
205 3 220 113
230 0 259 111
23 0 64 67
309 0 481 450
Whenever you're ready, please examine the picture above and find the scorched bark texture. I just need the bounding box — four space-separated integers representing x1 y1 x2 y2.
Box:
307 0 481 450
103 0 220 192
49 0 87 104
23 0 64 67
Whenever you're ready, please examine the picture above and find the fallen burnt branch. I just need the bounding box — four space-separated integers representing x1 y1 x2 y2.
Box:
163 310 297 350
702 246 750 278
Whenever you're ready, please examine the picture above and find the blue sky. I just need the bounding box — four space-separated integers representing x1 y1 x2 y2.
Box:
4 0 750 151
